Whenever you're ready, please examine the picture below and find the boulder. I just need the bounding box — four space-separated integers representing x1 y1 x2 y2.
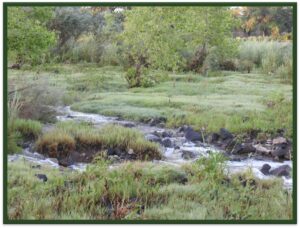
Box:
270 165 291 177
232 143 256 154
254 144 271 155
272 137 287 145
161 138 173 148
185 127 202 142
58 156 74 167
272 143 289 158
219 128 233 140
260 163 271 175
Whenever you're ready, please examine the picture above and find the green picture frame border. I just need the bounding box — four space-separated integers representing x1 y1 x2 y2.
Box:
3 1 297 224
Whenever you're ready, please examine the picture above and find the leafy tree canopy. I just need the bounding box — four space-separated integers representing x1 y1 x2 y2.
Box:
7 7 56 64
122 7 238 71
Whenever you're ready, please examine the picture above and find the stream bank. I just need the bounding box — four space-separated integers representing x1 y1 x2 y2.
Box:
8 106 293 189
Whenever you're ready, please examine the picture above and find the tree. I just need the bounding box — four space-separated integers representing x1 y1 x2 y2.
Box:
238 7 293 37
121 7 237 86
7 7 56 65
49 7 94 49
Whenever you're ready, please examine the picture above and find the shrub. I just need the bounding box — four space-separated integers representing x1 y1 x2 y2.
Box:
152 71 170 83
14 77 63 123
141 77 155 88
125 67 140 88
125 67 156 88
219 60 237 71
203 47 220 71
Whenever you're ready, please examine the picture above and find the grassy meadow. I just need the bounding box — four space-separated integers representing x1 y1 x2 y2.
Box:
9 63 293 137
6 5 294 222
7 62 294 220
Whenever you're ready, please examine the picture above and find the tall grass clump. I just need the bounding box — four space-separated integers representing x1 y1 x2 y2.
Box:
239 40 292 82
36 121 161 161
36 130 76 158
8 92 23 153
14 119 42 140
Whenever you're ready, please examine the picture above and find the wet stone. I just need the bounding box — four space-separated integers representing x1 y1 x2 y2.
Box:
270 165 291 177
184 127 202 142
272 143 289 158
35 174 48 182
260 164 271 175
161 138 173 148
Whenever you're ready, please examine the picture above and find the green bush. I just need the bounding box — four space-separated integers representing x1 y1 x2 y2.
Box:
125 67 157 88
125 67 140 88
203 47 220 71
141 77 155 88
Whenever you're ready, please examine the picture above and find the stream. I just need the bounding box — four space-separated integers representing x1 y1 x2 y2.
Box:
8 106 293 189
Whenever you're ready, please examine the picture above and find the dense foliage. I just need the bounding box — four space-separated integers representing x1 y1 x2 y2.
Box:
7 6 293 85
8 7 56 64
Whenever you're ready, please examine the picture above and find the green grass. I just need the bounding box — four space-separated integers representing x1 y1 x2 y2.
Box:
36 121 161 161
13 118 42 140
8 155 292 220
8 118 42 154
70 71 292 136
9 64 292 136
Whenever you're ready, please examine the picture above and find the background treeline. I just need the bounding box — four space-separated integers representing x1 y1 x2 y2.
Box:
8 6 293 84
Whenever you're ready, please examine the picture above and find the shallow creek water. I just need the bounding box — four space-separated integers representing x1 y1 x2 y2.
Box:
8 106 293 189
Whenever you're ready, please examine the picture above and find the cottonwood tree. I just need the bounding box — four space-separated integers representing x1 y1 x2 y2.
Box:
121 7 237 86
